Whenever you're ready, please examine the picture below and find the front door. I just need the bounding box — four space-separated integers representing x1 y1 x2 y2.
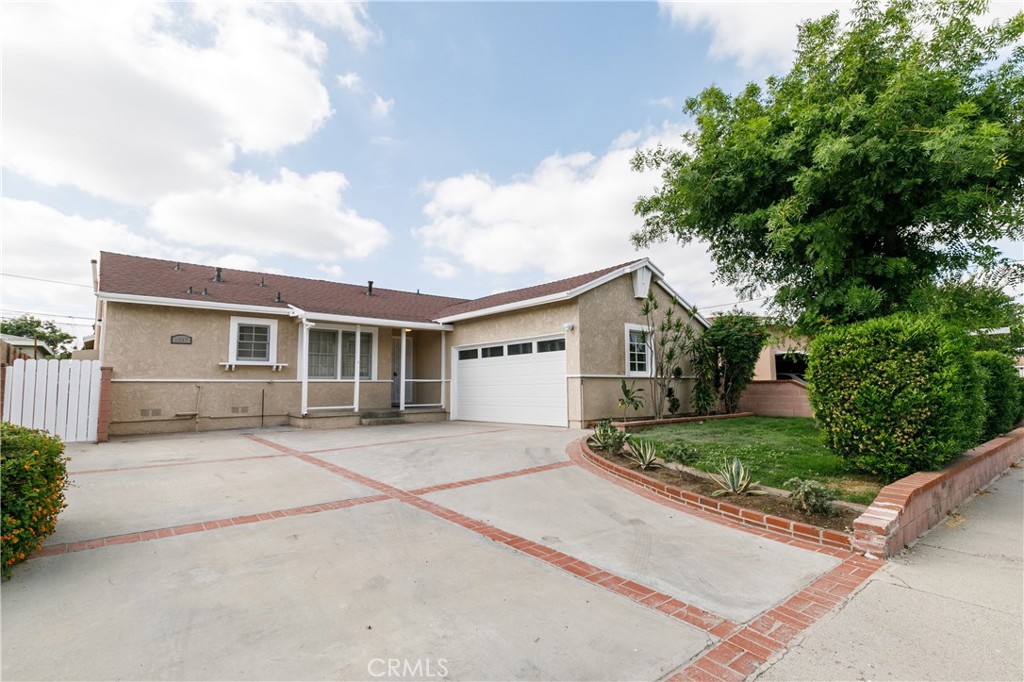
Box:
391 336 414 406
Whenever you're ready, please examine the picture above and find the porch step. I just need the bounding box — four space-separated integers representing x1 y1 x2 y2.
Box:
360 417 407 426
359 410 402 420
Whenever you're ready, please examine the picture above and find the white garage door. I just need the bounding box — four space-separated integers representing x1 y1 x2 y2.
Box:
454 336 567 427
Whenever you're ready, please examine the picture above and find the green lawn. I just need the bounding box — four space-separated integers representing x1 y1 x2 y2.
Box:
634 416 883 505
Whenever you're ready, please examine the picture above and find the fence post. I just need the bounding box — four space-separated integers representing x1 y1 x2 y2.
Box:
0 361 6 421
96 366 113 443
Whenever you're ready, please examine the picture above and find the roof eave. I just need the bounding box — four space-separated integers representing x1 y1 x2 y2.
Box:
98 291 454 331
434 259 655 323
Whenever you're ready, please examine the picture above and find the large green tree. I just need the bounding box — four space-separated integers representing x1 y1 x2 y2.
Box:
907 267 1024 354
633 0 1023 334
0 315 76 358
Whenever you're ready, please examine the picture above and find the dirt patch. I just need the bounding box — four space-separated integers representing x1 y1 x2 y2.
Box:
597 449 859 533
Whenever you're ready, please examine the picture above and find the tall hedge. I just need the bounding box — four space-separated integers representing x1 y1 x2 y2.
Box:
1 423 69 579
690 314 766 415
974 351 1021 441
807 315 983 482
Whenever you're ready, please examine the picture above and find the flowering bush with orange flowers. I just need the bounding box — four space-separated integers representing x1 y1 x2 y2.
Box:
1 423 69 580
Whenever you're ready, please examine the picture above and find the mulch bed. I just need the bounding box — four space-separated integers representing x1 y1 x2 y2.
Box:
596 449 860 533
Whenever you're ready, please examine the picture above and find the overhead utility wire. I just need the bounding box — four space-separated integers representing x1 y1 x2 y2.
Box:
0 272 93 288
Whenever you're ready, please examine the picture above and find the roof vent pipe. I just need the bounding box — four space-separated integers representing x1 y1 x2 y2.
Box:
275 291 282 303
213 267 222 282
367 281 374 296
174 262 181 271
259 277 265 287
186 286 193 294
201 288 208 296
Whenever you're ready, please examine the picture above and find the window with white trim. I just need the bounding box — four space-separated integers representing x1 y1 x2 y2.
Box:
308 329 338 379
307 327 375 380
340 330 373 379
229 316 279 365
625 324 652 376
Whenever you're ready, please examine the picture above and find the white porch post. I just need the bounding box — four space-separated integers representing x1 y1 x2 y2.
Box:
440 330 446 410
299 320 313 415
399 328 407 411
353 325 361 412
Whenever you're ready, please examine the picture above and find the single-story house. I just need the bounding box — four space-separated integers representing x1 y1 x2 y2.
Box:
1 333 55 360
86 252 709 435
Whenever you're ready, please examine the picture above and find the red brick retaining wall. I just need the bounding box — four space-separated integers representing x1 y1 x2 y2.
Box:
578 439 853 552
853 427 1024 558
738 380 813 418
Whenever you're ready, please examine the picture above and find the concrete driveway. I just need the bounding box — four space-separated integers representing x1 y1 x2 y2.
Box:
2 422 878 681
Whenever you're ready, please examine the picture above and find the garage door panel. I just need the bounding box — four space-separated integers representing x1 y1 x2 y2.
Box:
455 338 566 427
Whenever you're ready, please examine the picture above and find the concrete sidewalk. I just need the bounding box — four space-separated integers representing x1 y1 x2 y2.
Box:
757 464 1024 681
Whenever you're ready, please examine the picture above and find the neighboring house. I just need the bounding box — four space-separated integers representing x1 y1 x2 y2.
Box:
0 334 55 360
752 327 807 383
91 252 709 435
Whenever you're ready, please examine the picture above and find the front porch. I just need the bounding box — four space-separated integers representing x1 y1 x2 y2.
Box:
294 317 450 427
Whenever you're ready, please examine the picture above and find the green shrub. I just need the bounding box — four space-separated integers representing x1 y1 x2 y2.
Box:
659 441 701 465
1 423 69 580
588 420 626 454
807 315 984 482
709 458 765 496
624 435 660 470
974 351 1021 441
690 314 767 414
785 478 838 517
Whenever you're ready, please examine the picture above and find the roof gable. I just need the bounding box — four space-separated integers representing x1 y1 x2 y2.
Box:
433 260 646 321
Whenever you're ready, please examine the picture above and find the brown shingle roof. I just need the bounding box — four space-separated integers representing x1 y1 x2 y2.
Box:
98 252 644 324
98 252 468 324
433 260 644 319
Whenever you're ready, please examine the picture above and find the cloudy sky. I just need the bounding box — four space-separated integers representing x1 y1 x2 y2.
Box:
2 1 1021 342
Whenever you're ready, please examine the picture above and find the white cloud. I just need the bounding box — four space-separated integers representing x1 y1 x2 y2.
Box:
659 1 850 72
414 123 736 308
421 257 461 280
294 1 380 51
0 198 203 318
337 71 364 91
214 254 263 272
1 2 335 204
647 96 676 108
147 169 390 261
336 71 393 121
371 93 395 120
316 264 346 280
659 0 1022 73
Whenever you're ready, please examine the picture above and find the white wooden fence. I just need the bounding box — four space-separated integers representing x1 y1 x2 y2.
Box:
2 359 102 442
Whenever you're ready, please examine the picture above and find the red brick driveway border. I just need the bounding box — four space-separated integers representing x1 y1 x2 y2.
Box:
31 428 886 681
575 437 854 553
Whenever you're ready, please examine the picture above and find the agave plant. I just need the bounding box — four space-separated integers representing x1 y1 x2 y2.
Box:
625 435 660 470
709 458 765 496
588 419 626 454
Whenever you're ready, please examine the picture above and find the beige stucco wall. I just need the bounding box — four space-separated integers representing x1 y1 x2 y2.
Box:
109 380 298 435
101 302 441 434
102 303 301 380
575 276 705 425
753 332 807 381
